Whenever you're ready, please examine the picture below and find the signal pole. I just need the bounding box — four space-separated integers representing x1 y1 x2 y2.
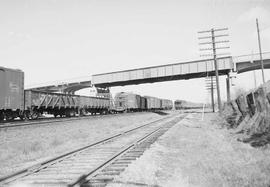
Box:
256 18 265 83
198 28 230 112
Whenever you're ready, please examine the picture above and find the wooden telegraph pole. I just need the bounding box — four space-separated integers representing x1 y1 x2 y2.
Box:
198 28 230 112
256 18 265 83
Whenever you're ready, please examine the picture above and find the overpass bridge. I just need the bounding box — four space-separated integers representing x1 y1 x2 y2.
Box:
233 53 270 74
29 53 270 102
92 56 233 88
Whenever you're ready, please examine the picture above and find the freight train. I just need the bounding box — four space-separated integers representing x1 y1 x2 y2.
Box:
0 66 173 121
114 92 173 112
0 66 110 121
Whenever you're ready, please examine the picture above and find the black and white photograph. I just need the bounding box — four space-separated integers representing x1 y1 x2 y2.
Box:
0 0 270 186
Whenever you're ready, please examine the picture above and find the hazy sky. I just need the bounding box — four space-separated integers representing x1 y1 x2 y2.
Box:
0 0 270 103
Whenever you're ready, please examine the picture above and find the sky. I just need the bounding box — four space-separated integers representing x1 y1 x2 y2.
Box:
0 0 270 103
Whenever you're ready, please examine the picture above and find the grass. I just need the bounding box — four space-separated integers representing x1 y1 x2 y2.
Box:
108 113 270 187
0 112 167 177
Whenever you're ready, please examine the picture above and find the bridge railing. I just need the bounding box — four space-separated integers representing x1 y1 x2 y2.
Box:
233 52 270 63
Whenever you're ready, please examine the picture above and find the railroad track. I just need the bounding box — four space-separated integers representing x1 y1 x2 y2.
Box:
0 113 186 187
0 113 122 130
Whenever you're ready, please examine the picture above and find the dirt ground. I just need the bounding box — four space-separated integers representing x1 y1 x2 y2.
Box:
108 113 270 187
0 112 171 177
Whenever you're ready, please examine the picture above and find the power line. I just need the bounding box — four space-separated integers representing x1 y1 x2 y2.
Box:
198 27 230 113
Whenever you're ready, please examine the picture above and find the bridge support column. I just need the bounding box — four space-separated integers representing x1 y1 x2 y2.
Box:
226 74 231 103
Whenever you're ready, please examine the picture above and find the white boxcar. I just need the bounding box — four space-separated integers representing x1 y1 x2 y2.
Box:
144 96 161 109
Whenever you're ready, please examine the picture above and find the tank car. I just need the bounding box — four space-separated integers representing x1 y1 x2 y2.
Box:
0 66 24 121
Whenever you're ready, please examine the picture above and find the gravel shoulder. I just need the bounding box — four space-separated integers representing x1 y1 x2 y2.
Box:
0 112 172 177
108 113 270 187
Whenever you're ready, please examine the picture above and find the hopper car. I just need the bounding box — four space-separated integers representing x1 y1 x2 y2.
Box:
24 90 110 119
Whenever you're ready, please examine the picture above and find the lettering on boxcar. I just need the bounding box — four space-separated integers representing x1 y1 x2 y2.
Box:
5 97 11 108
9 82 19 93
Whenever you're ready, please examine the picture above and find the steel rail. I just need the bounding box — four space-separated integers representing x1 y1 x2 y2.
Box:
0 112 124 130
77 115 186 187
72 116 178 186
0 114 177 185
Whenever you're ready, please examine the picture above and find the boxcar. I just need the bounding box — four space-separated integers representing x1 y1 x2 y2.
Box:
161 99 173 110
140 97 147 111
114 92 141 112
174 100 183 110
144 96 161 110
0 67 24 121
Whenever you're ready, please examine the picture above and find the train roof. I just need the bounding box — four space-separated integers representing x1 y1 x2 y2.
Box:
0 66 23 72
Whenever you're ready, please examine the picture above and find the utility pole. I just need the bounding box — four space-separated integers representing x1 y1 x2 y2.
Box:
256 18 265 83
211 76 215 112
250 50 257 88
198 28 230 112
211 28 222 112
205 76 216 112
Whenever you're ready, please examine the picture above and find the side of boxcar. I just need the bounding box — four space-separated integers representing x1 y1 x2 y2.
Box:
161 99 173 110
114 92 126 112
0 67 24 121
140 97 147 111
145 96 161 110
174 100 183 110
114 92 142 112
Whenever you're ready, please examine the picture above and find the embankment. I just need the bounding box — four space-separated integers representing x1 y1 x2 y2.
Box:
222 80 270 147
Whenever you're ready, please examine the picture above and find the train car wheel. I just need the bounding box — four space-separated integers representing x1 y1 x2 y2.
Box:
65 110 71 117
79 109 86 116
0 113 4 121
70 110 76 117
6 115 14 121
19 115 24 120
31 111 39 120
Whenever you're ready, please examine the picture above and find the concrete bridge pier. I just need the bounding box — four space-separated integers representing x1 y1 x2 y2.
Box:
226 73 231 103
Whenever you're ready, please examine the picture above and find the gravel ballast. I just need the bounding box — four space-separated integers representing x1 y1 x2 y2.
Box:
108 113 270 187
0 112 170 177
